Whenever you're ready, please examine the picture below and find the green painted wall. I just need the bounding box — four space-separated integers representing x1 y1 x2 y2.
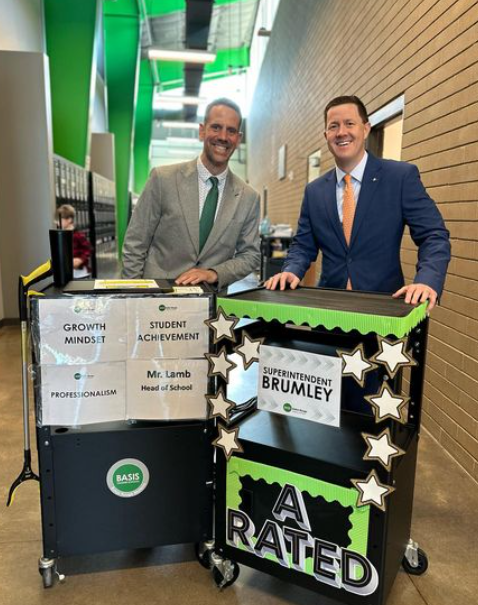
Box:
104 0 140 252
104 0 140 17
145 0 185 17
204 47 250 79
44 0 99 166
133 60 155 194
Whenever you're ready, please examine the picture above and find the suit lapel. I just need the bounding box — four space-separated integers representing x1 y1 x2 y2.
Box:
199 171 241 258
177 160 200 254
323 169 348 252
350 155 382 248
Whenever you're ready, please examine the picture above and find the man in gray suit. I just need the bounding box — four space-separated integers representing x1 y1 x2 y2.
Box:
122 98 260 289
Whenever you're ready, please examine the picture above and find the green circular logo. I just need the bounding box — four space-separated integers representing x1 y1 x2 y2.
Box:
158 304 166 311
106 458 150 498
74 306 82 314
283 403 292 413
74 373 82 380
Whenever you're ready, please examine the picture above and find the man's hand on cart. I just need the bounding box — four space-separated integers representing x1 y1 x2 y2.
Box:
393 283 438 311
175 267 218 285
264 271 300 291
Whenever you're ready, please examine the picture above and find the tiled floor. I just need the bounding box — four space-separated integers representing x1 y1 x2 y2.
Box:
1 321 477 605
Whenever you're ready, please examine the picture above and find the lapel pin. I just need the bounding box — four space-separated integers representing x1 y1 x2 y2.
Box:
372 177 378 182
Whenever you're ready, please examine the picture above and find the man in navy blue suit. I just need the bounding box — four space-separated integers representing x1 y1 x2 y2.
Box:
265 96 451 311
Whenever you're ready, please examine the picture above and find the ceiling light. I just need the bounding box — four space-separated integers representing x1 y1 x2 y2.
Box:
156 95 206 106
166 137 201 145
163 149 198 157
161 121 200 130
148 48 216 64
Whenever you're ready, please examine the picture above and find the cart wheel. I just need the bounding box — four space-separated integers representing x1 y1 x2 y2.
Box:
40 566 54 589
402 548 429 575
213 560 240 588
195 542 214 569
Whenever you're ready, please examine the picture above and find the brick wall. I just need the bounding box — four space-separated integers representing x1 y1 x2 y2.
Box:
247 0 478 481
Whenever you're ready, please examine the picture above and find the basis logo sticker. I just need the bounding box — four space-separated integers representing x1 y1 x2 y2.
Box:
158 304 177 312
74 371 93 380
106 458 150 498
73 300 97 314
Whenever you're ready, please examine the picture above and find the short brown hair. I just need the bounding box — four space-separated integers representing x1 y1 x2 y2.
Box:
324 96 369 126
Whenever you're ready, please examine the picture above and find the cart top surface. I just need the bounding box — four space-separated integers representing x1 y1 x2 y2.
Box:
218 287 427 338
34 279 214 297
62 279 174 294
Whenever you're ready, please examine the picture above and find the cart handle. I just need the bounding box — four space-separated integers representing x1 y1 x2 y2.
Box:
21 260 52 288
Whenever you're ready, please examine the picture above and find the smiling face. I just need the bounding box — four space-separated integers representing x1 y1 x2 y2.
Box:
199 105 242 174
324 103 371 173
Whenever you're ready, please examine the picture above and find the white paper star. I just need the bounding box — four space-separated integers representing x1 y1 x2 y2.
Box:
234 332 264 370
362 428 405 471
205 307 239 344
205 347 238 381
370 336 416 378
206 387 235 421
351 469 395 512
337 344 378 387
365 383 409 424
213 424 243 460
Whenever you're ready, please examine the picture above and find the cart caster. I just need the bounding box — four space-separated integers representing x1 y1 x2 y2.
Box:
40 565 53 589
402 539 429 575
38 557 66 588
39 557 55 588
210 553 240 589
195 540 215 570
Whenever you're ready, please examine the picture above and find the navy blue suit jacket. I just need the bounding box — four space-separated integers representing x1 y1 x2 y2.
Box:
283 154 451 296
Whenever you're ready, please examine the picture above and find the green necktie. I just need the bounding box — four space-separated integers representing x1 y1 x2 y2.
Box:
199 176 219 251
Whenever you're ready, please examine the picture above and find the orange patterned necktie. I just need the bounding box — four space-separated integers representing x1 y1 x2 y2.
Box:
342 174 355 290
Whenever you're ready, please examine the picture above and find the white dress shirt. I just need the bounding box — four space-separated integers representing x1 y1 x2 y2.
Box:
197 157 228 219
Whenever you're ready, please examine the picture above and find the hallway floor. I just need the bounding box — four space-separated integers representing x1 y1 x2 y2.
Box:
0 324 477 605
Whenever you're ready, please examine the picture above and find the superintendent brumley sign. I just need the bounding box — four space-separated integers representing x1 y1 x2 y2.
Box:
258 345 342 427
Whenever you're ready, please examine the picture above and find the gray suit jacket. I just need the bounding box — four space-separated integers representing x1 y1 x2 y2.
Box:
122 160 261 288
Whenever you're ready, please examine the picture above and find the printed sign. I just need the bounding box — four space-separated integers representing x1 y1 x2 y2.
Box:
40 362 126 426
95 279 158 290
226 457 377 597
126 359 208 420
258 345 342 427
127 297 209 359
38 298 127 364
106 458 150 498
172 286 204 294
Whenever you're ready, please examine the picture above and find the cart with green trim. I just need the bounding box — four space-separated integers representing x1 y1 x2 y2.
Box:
207 287 429 604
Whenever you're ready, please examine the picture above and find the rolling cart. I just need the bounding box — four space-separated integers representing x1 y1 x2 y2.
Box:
29 280 215 587
209 287 429 603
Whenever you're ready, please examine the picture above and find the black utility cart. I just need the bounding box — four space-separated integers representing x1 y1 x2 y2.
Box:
30 280 215 587
211 287 429 605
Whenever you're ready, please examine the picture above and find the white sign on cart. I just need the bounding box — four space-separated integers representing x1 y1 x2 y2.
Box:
35 295 210 426
257 345 342 427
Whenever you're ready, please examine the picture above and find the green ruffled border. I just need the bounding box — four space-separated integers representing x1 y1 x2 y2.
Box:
217 297 427 338
226 457 370 570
